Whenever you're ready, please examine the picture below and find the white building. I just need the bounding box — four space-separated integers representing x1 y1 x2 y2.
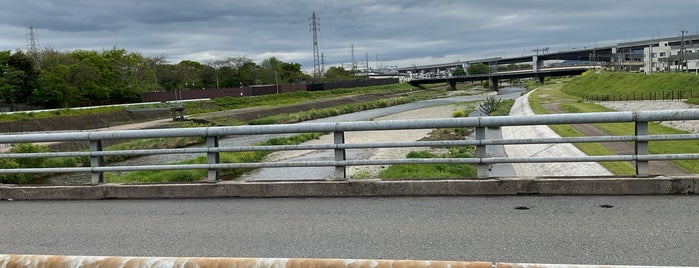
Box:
643 41 699 73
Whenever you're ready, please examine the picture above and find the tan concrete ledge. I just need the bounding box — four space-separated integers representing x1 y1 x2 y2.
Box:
0 176 697 200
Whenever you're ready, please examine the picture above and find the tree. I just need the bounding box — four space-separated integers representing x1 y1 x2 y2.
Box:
0 50 38 104
452 66 467 76
238 61 261 86
467 63 490 75
324 66 357 82
31 65 80 108
260 57 307 85
261 57 283 85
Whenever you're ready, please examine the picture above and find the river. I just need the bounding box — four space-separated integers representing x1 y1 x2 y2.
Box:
46 87 523 184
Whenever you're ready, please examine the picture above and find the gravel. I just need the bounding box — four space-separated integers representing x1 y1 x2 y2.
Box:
598 100 699 133
255 93 699 179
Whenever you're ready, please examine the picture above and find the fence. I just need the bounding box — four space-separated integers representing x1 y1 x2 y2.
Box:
0 109 697 184
584 90 697 102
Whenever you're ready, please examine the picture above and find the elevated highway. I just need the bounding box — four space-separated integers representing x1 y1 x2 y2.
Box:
396 34 699 76
408 65 596 90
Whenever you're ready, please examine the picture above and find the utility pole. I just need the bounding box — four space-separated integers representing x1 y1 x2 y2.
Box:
365 52 369 71
532 47 548 55
648 38 653 75
680 30 687 72
351 44 356 71
375 54 379 69
309 11 321 79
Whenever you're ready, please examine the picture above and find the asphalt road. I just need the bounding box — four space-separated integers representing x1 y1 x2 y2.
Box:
1 196 697 266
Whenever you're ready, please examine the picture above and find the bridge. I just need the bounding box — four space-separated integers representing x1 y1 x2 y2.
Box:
408 65 597 90
396 34 699 78
0 109 697 200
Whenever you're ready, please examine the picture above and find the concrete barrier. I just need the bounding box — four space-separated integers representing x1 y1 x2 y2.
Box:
0 176 697 200
1 255 694 268
496 263 692 268
0 255 491 268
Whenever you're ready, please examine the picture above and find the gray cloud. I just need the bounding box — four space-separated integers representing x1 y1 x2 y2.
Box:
1 0 698 70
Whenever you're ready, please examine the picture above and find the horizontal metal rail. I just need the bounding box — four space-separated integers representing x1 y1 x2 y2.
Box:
1 154 698 174
0 109 696 184
2 134 697 158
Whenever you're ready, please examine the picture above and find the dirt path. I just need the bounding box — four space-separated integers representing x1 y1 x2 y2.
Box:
541 103 689 176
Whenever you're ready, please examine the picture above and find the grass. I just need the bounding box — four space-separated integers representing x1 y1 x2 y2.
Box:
529 75 699 174
376 103 483 180
0 106 124 123
378 148 477 180
562 71 699 100
249 90 447 125
106 132 323 183
0 83 415 124
184 83 416 114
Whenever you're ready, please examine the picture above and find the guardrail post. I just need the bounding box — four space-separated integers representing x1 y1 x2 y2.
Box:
89 140 104 185
635 121 649 177
334 131 346 180
476 126 487 179
207 136 220 182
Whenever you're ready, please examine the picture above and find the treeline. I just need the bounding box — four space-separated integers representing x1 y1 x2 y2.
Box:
0 48 362 109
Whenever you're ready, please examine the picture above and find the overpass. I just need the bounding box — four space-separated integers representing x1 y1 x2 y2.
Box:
396 34 699 76
396 47 612 77
407 65 597 90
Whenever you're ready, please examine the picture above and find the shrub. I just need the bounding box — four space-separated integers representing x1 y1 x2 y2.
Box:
10 143 49 168
479 96 502 115
0 159 28 184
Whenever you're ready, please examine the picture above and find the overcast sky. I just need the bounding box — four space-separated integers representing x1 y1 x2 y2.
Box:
1 0 698 72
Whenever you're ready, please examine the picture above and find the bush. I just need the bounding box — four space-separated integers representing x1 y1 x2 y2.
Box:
452 109 466 117
10 143 49 168
0 159 28 184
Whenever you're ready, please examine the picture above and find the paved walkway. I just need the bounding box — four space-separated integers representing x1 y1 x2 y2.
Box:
501 91 613 177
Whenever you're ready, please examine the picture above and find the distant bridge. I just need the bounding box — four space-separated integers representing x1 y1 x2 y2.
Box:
408 65 597 90
396 34 699 77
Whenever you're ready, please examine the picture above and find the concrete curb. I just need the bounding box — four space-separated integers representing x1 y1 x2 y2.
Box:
1 176 697 200
6 254 691 268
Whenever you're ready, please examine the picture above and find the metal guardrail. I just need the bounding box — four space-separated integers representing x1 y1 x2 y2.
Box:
0 109 697 184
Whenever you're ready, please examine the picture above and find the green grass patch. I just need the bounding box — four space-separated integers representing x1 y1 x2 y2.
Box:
0 106 124 123
378 147 477 180
548 124 636 175
491 99 515 116
562 71 699 99
529 83 698 174
249 89 448 125
184 83 416 115
106 132 323 183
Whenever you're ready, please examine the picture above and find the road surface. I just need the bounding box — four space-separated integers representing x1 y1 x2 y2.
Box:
1 196 697 266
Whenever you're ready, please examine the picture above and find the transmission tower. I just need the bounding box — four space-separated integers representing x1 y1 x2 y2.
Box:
26 26 40 64
309 11 321 78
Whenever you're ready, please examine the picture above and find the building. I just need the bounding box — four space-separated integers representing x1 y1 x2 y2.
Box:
642 36 699 74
